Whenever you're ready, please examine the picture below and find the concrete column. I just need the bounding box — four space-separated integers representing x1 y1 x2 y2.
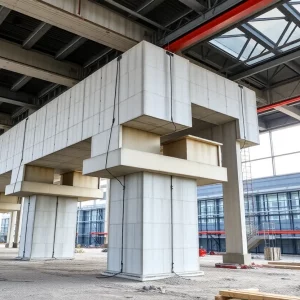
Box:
6 211 17 248
18 195 77 260
13 208 21 248
106 172 202 281
9 166 101 260
104 179 110 245
222 121 251 265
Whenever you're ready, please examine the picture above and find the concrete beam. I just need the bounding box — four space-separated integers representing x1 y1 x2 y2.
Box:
275 105 300 121
23 22 52 49
55 36 87 60
11 75 32 92
0 40 81 87
0 0 152 52
0 96 38 109
0 6 10 25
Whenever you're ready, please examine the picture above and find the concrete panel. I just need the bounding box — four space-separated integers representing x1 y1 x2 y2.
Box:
18 195 78 260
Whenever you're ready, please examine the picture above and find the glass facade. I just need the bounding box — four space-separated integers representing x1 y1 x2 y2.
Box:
76 207 106 247
243 125 300 179
198 190 300 255
0 217 9 243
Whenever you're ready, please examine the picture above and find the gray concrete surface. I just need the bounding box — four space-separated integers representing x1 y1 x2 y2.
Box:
0 244 300 299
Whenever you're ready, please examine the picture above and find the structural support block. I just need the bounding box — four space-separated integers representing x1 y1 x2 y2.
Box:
18 195 77 260
105 172 203 281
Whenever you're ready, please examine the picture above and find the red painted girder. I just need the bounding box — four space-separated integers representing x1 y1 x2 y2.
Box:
257 96 300 113
165 0 280 53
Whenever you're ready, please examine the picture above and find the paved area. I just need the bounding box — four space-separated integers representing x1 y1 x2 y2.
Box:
0 245 300 299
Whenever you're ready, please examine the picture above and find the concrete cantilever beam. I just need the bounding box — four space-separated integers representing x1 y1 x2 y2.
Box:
0 0 152 52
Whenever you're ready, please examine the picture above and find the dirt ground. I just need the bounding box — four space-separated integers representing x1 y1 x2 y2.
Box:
0 245 300 300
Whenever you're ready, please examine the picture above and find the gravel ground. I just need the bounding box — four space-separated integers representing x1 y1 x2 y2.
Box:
0 245 300 300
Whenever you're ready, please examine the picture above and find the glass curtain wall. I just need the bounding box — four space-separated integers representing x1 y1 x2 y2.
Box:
198 190 300 255
243 124 300 179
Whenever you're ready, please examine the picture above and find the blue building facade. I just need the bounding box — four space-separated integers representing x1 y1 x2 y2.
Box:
198 173 300 255
76 204 106 247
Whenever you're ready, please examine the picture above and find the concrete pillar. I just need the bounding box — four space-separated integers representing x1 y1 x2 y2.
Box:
18 195 77 260
5 166 102 260
104 179 110 245
106 172 202 281
222 122 251 265
13 208 22 248
6 211 17 248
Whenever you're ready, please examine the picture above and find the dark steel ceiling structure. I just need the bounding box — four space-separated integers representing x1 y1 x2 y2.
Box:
0 0 299 133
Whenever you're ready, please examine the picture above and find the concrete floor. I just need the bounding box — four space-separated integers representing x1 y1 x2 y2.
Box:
1 245 300 299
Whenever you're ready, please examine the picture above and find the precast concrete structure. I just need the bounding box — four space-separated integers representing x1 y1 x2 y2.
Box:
0 41 258 279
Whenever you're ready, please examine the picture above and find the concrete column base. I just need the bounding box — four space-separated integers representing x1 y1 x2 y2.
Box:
102 270 204 282
223 253 251 265
12 242 18 248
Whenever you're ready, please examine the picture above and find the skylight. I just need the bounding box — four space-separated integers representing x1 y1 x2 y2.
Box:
208 1 300 67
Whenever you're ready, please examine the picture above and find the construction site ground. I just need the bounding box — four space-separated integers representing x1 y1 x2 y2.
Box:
1 244 300 300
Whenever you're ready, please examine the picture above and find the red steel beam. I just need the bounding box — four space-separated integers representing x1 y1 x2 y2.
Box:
257 96 300 113
165 0 280 53
199 230 300 235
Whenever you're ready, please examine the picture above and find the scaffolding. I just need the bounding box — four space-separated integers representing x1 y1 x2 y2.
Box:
241 147 258 241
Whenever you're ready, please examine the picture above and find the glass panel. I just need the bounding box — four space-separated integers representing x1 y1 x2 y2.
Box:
281 40 300 52
249 132 271 160
286 26 300 44
267 194 278 211
240 39 257 61
292 4 300 13
246 158 273 179
278 193 288 209
279 23 297 46
247 53 275 65
272 124 300 155
275 153 300 175
210 35 248 58
249 8 288 43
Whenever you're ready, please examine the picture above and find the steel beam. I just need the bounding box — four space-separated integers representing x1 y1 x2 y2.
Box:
0 96 38 109
258 119 267 131
278 3 300 26
0 86 34 103
38 83 60 99
0 40 81 87
23 22 52 50
163 0 281 52
11 75 32 92
230 49 300 81
275 105 300 121
101 0 166 30
0 5 10 25
257 95 300 113
83 48 113 68
55 36 87 60
0 0 151 52
136 0 165 15
239 24 274 50
179 0 205 13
